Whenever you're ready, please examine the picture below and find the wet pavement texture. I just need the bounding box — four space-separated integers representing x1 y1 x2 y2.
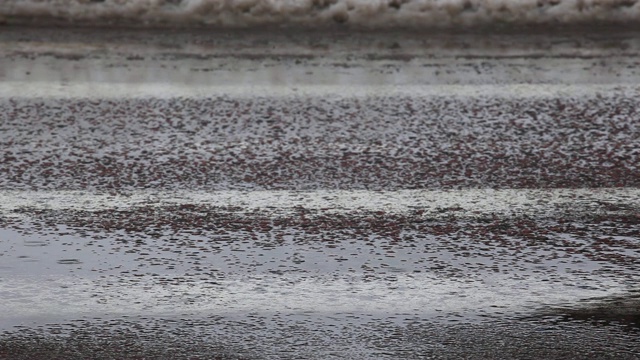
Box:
1 95 639 190
2 315 639 360
1 27 640 359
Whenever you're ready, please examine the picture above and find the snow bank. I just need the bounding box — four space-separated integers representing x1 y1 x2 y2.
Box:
2 0 640 28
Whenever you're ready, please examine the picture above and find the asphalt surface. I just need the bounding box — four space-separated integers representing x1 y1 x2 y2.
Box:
0 27 639 359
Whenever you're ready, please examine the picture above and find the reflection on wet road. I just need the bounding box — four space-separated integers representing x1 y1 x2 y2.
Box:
1 190 638 359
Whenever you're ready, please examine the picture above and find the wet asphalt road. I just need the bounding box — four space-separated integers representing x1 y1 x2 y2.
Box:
0 27 639 359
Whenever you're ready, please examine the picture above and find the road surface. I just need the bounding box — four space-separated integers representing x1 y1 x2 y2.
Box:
0 26 639 359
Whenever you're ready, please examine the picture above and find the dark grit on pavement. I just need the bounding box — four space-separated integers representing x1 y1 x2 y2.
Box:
1 94 639 191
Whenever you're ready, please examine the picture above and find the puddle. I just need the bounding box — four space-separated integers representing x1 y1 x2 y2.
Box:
0 227 139 277
1 211 638 333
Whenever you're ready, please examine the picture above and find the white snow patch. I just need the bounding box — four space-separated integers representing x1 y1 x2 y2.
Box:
1 188 638 218
2 82 640 100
